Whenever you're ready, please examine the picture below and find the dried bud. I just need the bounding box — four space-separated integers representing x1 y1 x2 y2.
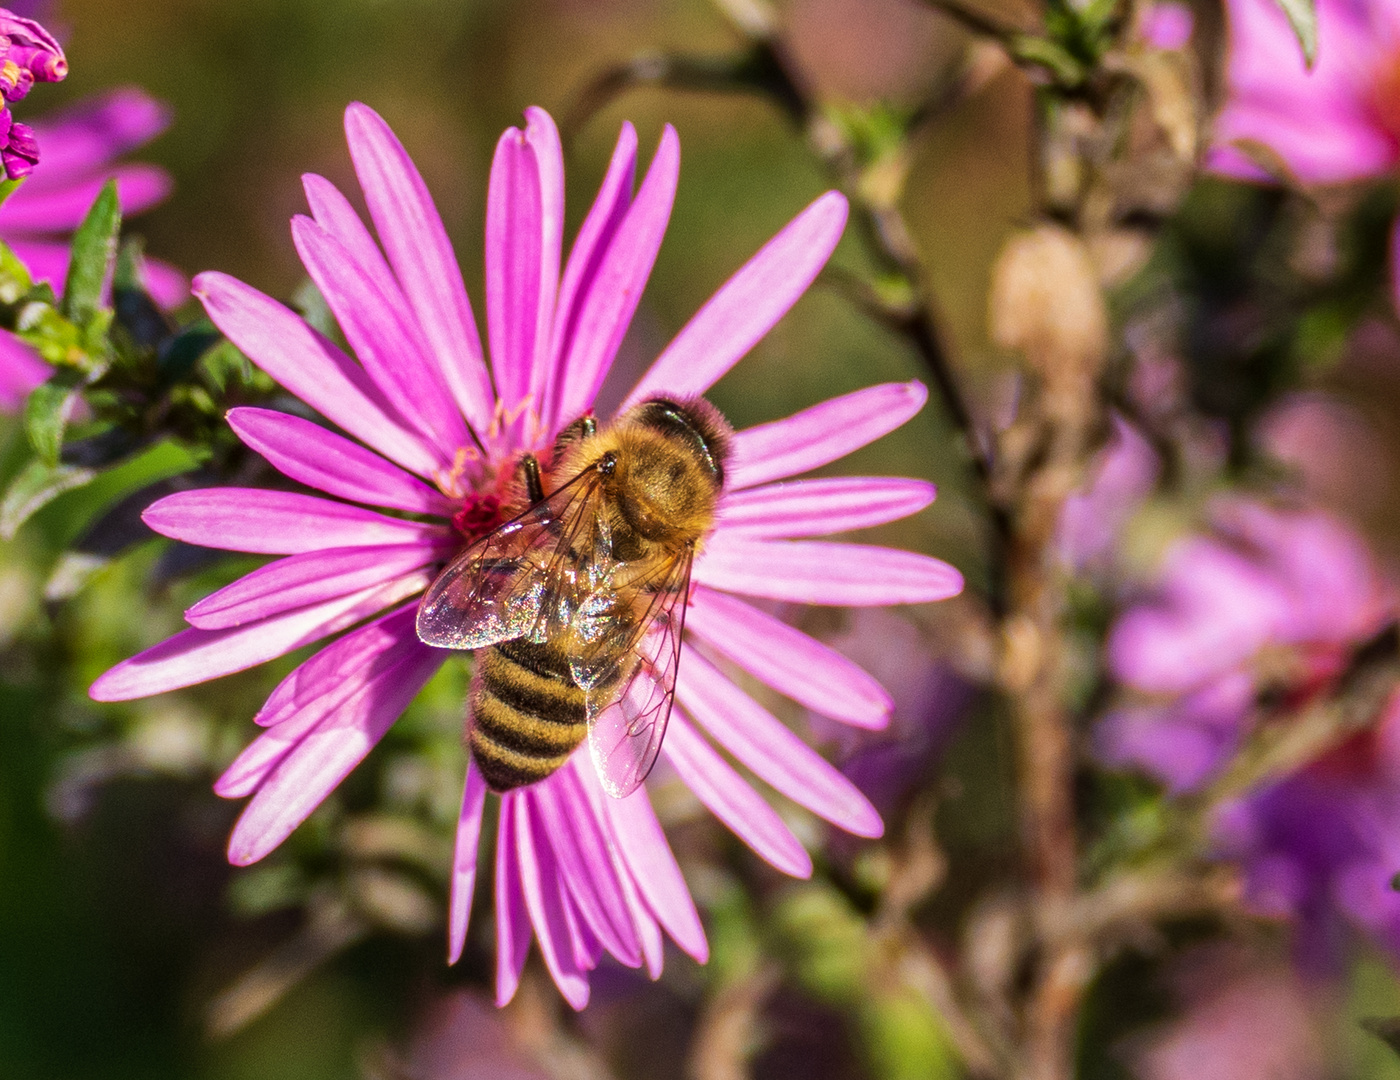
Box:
989 224 1108 411
1 119 37 177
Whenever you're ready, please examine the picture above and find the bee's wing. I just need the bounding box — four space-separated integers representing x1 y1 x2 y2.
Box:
582 548 693 799
415 466 610 651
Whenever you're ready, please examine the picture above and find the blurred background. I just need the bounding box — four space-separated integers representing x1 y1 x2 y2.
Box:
4 0 1400 1077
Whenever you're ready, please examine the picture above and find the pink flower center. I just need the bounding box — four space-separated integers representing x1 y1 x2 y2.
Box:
452 490 503 544
1368 54 1400 145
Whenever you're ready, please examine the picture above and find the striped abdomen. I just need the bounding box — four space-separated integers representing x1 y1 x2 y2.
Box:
468 637 596 791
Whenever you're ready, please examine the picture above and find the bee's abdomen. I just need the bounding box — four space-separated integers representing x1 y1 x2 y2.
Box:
468 638 588 792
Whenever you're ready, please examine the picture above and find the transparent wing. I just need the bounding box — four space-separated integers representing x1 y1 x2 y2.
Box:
415 466 611 651
584 548 694 798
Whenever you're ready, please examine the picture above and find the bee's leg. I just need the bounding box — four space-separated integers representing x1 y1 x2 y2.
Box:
551 414 598 459
520 454 546 504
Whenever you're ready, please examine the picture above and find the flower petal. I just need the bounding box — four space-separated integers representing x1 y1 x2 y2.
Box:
194 271 443 477
484 126 544 427
448 761 488 964
535 768 642 967
515 792 591 1009
677 647 883 837
695 537 964 605
663 712 812 878
550 126 679 427
302 173 402 305
623 191 848 407
715 476 935 538
225 640 444 864
89 574 430 702
344 102 494 433
523 107 564 435
185 543 447 630
142 488 449 554
23 88 171 187
0 164 171 232
591 763 708 963
543 122 636 432
293 216 471 458
0 331 49 409
727 381 928 489
227 407 457 516
494 798 534 1006
685 586 891 729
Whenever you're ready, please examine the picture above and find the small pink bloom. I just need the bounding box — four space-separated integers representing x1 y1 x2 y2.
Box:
91 103 964 1007
0 8 64 180
0 88 186 409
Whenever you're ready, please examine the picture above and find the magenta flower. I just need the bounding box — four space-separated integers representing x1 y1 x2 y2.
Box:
0 8 64 181
88 103 964 1007
1099 499 1393 791
1209 0 1400 183
0 87 186 409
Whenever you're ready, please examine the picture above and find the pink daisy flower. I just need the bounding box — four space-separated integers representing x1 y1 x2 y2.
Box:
89 102 963 1008
0 87 187 409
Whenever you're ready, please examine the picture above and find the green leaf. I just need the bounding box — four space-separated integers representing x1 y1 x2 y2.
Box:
23 368 85 465
1272 0 1317 66
62 179 121 326
0 177 23 210
1362 1017 1400 1059
0 459 97 539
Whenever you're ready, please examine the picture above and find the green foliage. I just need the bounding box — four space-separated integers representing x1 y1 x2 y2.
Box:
61 180 121 329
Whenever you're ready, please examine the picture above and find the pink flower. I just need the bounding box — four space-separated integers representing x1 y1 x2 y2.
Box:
0 8 65 180
0 88 186 409
1099 499 1393 790
1210 0 1400 183
88 103 964 1007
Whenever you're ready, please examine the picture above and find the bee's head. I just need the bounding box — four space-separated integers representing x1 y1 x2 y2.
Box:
605 398 732 543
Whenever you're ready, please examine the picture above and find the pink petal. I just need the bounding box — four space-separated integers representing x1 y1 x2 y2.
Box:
194 272 444 478
225 640 444 864
23 88 171 188
448 761 488 964
185 543 447 630
494 798 533 1006
522 107 564 433
215 606 422 795
302 173 402 307
4 237 69 289
663 712 813 878
727 381 928 489
715 476 935 538
484 126 544 427
543 122 636 432
344 103 495 434
590 762 708 963
0 164 171 232
0 331 48 409
89 573 430 702
227 407 457 516
292 216 471 458
515 792 591 1009
142 257 189 309
623 191 848 407
695 537 964 605
549 126 679 427
142 488 450 554
685 586 891 729
677 647 883 838
253 602 420 728
534 768 641 967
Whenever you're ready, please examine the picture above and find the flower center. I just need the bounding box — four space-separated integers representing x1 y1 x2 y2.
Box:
451 490 504 544
1368 52 1400 146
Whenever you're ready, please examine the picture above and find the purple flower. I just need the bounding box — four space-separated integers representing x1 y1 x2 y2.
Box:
88 103 964 1007
0 88 186 410
1209 0 1400 184
1056 413 1159 574
1099 499 1392 790
0 9 64 180
1215 695 1400 969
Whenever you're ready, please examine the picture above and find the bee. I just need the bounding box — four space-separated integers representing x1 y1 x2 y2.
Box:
415 398 732 798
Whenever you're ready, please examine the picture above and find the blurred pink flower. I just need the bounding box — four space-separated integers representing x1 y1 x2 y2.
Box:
1127 949 1325 1080
1056 414 1159 574
0 88 186 409
1099 499 1393 789
89 103 964 1007
1141 2 1195 50
1210 0 1400 183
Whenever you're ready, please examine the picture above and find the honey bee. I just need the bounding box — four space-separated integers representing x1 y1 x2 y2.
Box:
415 398 732 797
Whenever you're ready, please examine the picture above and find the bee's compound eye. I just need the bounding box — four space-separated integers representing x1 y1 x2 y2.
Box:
598 451 618 476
